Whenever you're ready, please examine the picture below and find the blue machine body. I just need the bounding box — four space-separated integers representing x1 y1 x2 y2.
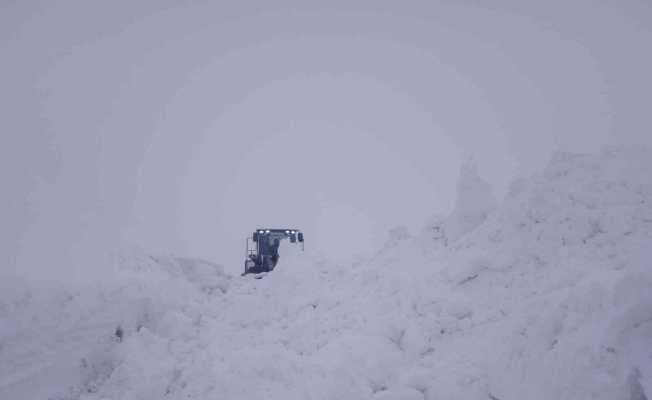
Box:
243 229 304 275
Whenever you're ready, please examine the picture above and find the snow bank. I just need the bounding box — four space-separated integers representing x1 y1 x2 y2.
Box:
1 147 650 399
0 250 230 399
416 147 652 399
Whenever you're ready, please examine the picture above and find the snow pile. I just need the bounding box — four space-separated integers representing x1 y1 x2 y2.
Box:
420 147 652 399
1 147 651 400
0 251 230 399
421 158 497 250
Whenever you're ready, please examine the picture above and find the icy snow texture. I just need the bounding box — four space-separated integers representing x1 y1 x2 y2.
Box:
1 147 651 399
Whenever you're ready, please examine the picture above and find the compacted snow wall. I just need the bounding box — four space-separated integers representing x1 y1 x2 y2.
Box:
1 147 650 400
419 147 652 399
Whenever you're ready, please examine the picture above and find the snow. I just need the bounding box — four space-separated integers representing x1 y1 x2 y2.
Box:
420 157 497 251
1 147 651 399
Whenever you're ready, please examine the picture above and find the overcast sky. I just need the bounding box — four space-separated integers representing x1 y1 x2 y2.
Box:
2 0 651 278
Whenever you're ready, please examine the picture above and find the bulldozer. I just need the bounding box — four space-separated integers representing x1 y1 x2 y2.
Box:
243 229 304 275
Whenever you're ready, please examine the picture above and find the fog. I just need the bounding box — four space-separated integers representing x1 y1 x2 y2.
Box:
2 0 651 278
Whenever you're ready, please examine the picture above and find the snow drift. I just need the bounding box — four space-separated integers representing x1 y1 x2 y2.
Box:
1 147 650 399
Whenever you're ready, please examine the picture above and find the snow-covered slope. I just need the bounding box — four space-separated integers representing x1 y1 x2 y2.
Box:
1 147 650 400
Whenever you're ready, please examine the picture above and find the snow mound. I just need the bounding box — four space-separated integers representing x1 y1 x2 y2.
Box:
0 250 230 399
417 147 652 399
1 147 650 400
